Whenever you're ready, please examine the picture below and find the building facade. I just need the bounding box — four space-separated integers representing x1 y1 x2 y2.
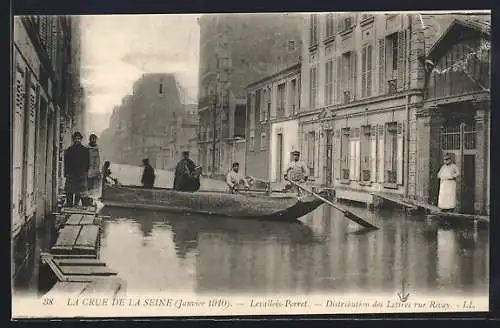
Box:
417 18 490 215
13 15 85 287
100 74 199 170
197 14 303 176
298 12 490 212
245 63 301 181
299 13 425 205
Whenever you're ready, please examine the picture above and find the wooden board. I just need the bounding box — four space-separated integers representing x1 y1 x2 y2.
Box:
371 192 419 210
429 211 490 223
44 282 88 298
53 225 82 248
79 278 126 297
59 265 117 276
66 214 84 225
74 225 100 249
55 258 106 267
80 215 96 225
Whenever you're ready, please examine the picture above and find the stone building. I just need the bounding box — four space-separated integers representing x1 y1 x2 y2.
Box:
245 63 301 181
100 74 199 170
298 12 490 213
417 16 490 215
12 15 85 288
197 13 303 176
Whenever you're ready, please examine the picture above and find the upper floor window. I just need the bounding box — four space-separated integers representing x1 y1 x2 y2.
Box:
309 67 318 109
325 13 335 39
310 14 319 47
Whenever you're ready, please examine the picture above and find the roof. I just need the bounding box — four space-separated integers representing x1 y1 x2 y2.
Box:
420 13 490 57
246 62 301 90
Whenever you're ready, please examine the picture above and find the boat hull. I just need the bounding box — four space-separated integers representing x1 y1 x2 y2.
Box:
101 184 325 221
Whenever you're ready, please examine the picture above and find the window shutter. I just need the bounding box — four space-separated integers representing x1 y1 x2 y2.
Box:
25 82 38 215
336 57 342 104
367 44 373 97
397 122 404 185
13 66 26 223
370 130 377 182
362 47 367 98
332 58 337 104
397 30 406 91
307 132 314 168
377 124 384 182
334 129 340 180
378 38 385 95
351 51 357 101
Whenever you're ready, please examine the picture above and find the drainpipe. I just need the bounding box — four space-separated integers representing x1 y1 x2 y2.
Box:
404 14 412 198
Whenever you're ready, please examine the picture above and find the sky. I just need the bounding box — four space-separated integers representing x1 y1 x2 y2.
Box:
80 14 200 134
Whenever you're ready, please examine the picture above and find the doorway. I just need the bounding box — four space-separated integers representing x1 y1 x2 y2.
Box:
440 113 476 213
325 130 333 186
276 133 283 182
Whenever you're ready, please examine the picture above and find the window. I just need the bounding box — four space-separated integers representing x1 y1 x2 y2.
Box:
360 125 376 182
309 67 318 108
277 83 286 118
249 130 255 151
310 14 319 47
288 40 296 52
349 128 361 181
249 93 256 130
325 60 334 105
159 82 163 94
255 89 261 123
361 44 373 98
384 122 404 185
289 79 297 115
260 132 267 150
381 31 406 93
340 128 350 181
267 88 271 119
325 13 335 39
260 89 267 121
341 51 357 103
307 132 316 176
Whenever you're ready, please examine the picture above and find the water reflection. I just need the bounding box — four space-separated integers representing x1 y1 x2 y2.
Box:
98 204 488 296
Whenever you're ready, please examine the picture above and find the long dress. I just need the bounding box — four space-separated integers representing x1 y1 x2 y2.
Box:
86 145 101 198
437 163 459 210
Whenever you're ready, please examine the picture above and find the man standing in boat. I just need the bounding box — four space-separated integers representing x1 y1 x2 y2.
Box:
437 153 460 212
141 158 156 189
64 131 90 207
226 162 250 193
284 150 308 196
173 151 200 192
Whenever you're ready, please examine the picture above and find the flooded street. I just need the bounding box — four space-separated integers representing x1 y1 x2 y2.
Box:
96 164 489 296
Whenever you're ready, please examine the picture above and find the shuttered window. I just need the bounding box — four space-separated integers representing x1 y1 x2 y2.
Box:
370 126 377 182
260 132 267 150
310 14 319 47
325 13 335 39
335 56 342 104
25 82 38 216
334 129 341 180
361 44 373 98
397 30 407 91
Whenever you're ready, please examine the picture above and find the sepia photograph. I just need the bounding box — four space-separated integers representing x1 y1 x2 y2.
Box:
11 10 491 318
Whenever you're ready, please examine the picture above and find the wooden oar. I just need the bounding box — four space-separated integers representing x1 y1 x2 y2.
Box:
285 178 379 230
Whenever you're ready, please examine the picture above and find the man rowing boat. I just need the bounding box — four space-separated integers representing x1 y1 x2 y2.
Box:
284 150 308 196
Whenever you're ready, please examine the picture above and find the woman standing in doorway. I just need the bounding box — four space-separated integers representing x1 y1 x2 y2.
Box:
437 153 460 212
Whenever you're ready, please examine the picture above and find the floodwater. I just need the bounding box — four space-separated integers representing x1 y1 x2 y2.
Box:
95 164 489 296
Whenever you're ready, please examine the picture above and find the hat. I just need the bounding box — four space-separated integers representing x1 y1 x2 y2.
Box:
72 131 83 139
182 151 189 156
292 150 300 155
444 154 451 160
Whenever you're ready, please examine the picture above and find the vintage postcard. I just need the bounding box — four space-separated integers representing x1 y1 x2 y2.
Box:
11 10 490 318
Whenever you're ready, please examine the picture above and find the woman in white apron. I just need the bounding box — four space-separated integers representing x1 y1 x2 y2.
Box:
437 153 460 212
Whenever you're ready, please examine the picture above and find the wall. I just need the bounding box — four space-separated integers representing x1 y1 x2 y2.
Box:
270 119 299 182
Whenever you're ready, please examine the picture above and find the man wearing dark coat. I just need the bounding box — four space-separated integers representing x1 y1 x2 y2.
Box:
141 158 156 188
64 131 90 207
173 151 200 192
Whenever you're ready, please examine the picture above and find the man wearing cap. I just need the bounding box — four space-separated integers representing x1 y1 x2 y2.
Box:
284 150 308 195
226 162 250 193
64 131 90 207
173 151 200 192
141 158 156 189
437 153 460 212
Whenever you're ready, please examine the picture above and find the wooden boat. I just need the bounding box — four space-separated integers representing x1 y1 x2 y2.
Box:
100 184 326 221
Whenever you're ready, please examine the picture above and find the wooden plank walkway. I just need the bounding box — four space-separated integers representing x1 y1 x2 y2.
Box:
371 192 419 211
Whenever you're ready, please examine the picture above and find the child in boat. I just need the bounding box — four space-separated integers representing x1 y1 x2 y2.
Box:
102 161 118 186
226 162 250 193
